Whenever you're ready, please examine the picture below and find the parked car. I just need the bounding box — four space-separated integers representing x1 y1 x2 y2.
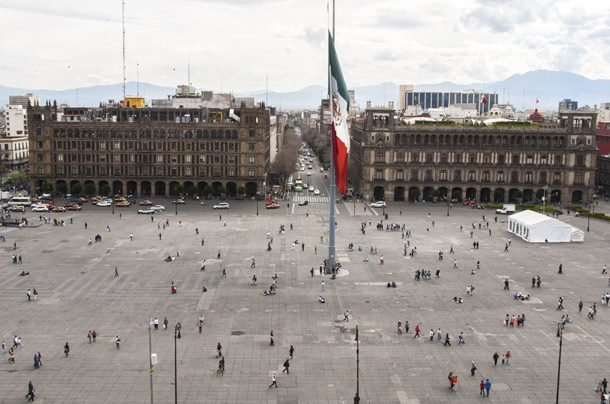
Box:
213 202 230 209
32 205 49 212
266 202 280 209
137 208 155 214
307 172 312 176
298 200 309 206
65 203 82 211
52 206 66 213
313 189 320 195
308 186 315 192
370 201 386 208
97 201 112 207
151 205 165 212
139 200 153 206
115 201 131 207
8 205 25 212
173 198 186 204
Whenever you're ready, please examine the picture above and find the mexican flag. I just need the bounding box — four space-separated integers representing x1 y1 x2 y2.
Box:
329 31 350 195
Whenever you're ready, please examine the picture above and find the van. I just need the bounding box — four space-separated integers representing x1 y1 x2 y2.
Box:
8 196 32 207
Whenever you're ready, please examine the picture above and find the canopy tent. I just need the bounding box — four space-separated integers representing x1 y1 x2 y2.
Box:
508 210 585 243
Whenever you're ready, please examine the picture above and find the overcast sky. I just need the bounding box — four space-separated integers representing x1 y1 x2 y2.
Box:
1 0 609 92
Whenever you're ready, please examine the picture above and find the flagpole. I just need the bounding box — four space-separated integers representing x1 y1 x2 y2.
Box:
327 0 337 275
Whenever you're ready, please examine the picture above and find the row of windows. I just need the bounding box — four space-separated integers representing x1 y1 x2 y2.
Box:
387 133 570 147
41 153 257 165
44 127 256 140
373 169 577 184
38 165 256 178
377 152 567 165
44 140 250 153
2 142 28 150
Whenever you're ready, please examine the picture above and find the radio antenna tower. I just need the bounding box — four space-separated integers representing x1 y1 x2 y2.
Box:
122 0 126 101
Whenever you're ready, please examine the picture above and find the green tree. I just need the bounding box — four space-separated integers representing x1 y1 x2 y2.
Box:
83 182 95 196
175 184 185 196
42 181 53 194
186 184 197 196
56 182 68 195
213 185 225 196
237 186 246 196
71 182 83 195
99 183 111 196
203 185 213 197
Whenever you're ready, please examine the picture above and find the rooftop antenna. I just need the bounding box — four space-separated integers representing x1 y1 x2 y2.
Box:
122 0 126 100
188 60 191 87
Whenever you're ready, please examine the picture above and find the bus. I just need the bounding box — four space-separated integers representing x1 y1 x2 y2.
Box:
7 196 32 207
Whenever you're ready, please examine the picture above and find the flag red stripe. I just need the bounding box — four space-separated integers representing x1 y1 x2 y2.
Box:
332 126 348 195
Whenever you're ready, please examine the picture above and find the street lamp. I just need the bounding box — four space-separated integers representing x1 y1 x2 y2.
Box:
446 193 450 217
148 323 154 404
543 185 548 215
587 201 592 232
256 192 260 216
354 325 360 404
382 197 385 219
174 322 182 404
555 322 563 404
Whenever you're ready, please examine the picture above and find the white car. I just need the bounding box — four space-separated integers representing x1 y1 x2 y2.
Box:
151 205 165 212
370 201 386 208
308 186 315 192
300 167 305 171
32 204 49 212
213 202 230 209
97 201 112 207
138 208 155 214
307 172 312 176
314 189 320 195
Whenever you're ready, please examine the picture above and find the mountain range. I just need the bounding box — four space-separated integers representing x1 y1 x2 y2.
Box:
1 70 609 111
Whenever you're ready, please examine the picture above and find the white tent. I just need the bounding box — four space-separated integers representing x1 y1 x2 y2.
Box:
508 210 585 243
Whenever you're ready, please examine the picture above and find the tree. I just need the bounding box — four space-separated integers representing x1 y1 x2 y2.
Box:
42 181 53 194
72 182 83 195
99 183 111 196
186 184 197 196
237 186 246 196
213 185 225 196
270 129 300 184
83 182 95 196
56 182 68 195
6 169 27 186
175 184 185 196
203 185 213 197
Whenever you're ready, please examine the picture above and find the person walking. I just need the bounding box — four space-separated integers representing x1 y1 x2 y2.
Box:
485 379 492 397
414 324 421 338
217 342 222 358
163 317 168 330
493 352 500 366
114 267 119 277
64 342 70 357
27 288 31 302
504 350 511 365
216 356 225 376
270 331 275 346
25 381 35 401
87 331 92 344
92 330 97 342
282 358 290 374
579 301 584 313
251 258 256 269
470 361 477 376
222 268 227 278
480 379 485 396
603 264 608 274
289 345 294 359
343 310 350 322
153 317 159 330
198 315 204 333
320 281 325 292
269 371 278 388
114 336 121 349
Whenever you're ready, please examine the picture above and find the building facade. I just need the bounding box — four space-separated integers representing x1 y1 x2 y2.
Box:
399 86 498 114
27 104 272 197
349 108 597 205
0 105 30 170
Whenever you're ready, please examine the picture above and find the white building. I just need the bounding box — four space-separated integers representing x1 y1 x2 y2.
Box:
598 103 610 123
0 104 30 170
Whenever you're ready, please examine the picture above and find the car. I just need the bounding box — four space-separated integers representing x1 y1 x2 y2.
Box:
151 205 165 212
308 186 315 192
97 201 112 207
65 203 82 211
52 206 66 213
32 205 49 212
139 199 153 206
300 167 305 171
307 172 312 176
266 202 280 209
138 208 155 214
370 201 386 208
8 205 25 212
213 202 230 209
298 200 309 206
173 198 186 204
115 201 131 207
314 189 320 195
555 210 564 215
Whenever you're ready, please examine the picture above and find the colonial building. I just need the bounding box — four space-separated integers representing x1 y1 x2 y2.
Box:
27 103 274 197
349 107 597 205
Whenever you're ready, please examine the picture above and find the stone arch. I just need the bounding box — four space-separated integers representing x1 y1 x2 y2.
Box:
169 181 180 196
480 187 491 203
99 180 110 196
126 181 137 195
154 181 166 196
373 186 385 202
423 186 434 202
393 186 405 202
408 186 420 202
451 187 462 202
245 182 258 196
466 187 476 200
522 189 534 203
226 182 237 197
571 190 583 203
112 180 123 195
141 181 151 196
508 188 521 203
438 187 448 201
184 181 196 196
494 188 505 203
197 181 208 195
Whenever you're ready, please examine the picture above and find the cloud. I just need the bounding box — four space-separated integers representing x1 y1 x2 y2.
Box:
0 2 115 22
302 26 326 47
460 0 537 33
374 49 402 62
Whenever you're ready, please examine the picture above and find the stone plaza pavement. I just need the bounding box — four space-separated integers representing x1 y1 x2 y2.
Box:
0 199 609 403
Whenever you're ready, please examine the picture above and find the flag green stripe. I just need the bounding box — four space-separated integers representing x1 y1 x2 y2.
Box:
329 31 350 109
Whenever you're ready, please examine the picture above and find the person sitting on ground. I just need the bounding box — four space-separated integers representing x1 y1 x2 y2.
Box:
363 256 369 262
319 295 326 303
391 281 397 288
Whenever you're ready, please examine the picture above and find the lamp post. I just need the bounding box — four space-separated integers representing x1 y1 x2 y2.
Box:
555 322 563 404
382 196 385 219
148 323 154 404
543 185 548 215
587 201 591 232
256 192 260 216
446 193 450 217
354 325 360 404
174 322 181 404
